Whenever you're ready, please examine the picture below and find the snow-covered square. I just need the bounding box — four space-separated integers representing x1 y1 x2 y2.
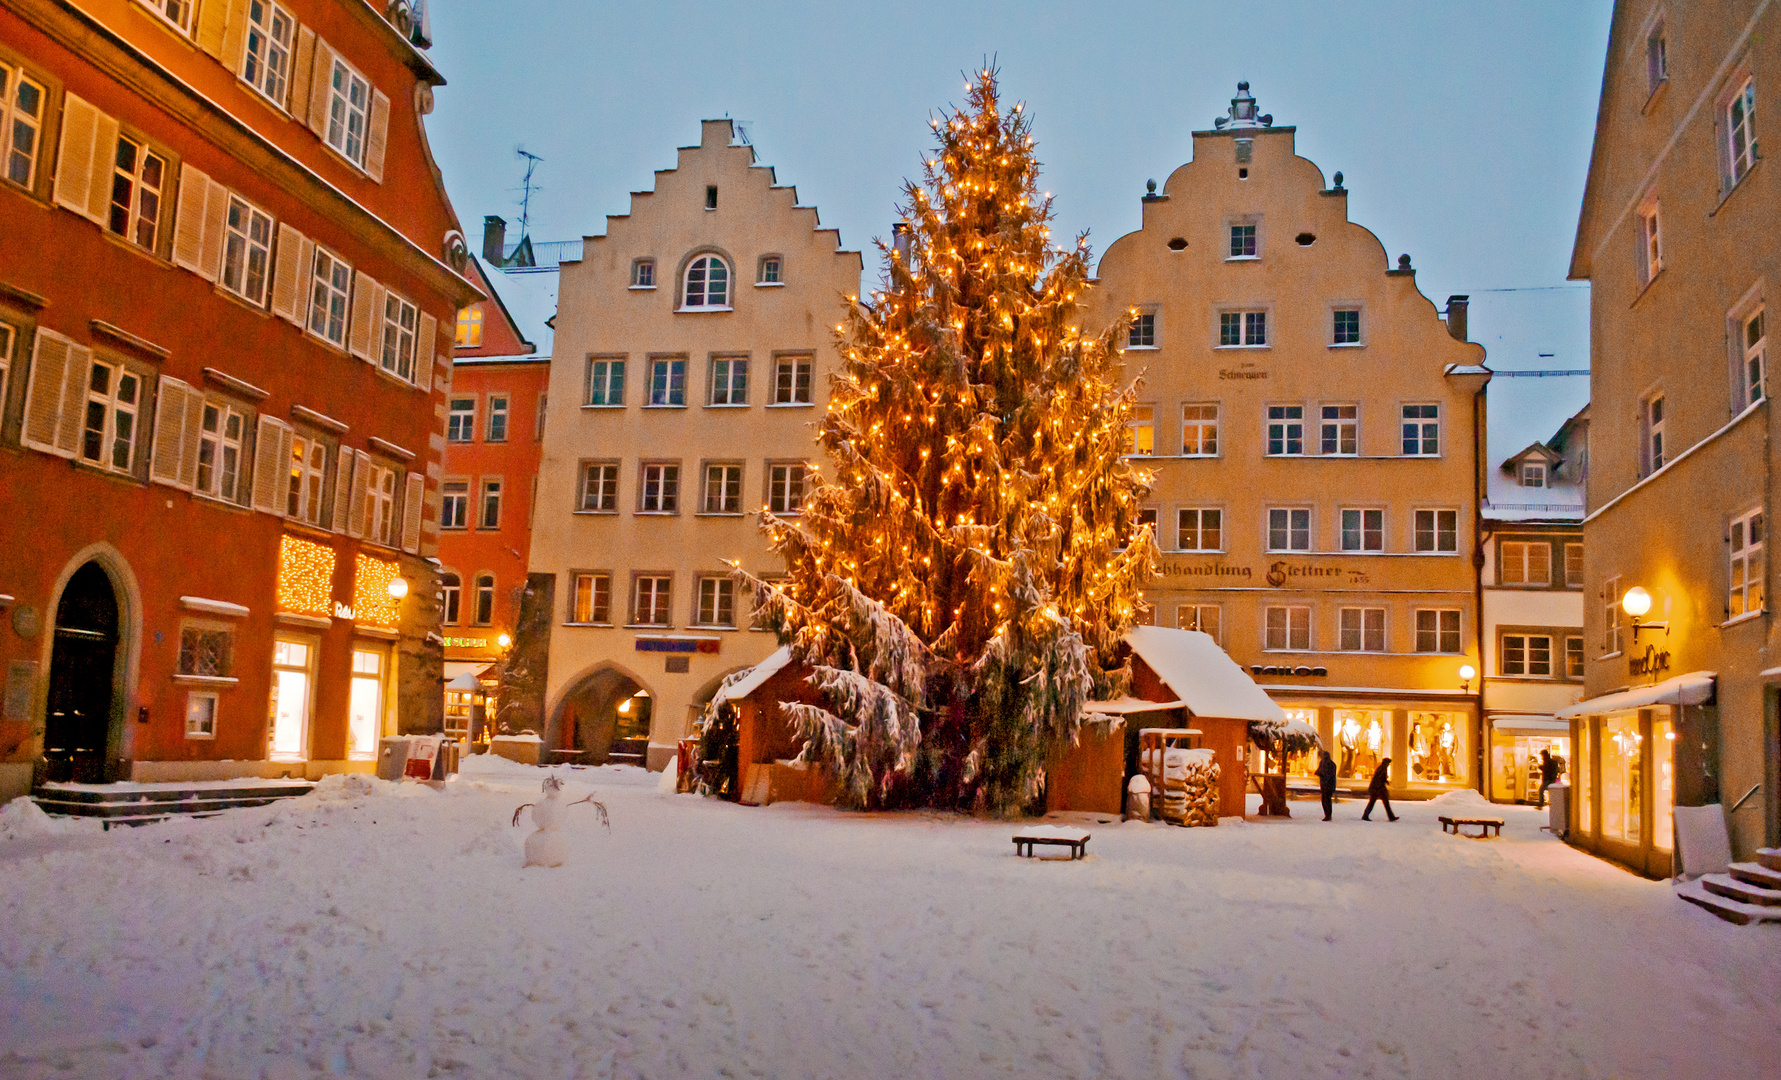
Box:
2 758 1778 1080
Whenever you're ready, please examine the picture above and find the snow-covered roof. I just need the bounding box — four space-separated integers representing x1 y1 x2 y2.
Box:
1489 714 1569 732
482 266 559 354
710 646 794 709
1083 696 1189 715
1556 671 1716 718
1123 626 1285 723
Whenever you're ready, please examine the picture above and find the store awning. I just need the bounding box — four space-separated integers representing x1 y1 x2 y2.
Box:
1555 671 1716 719
1083 696 1190 715
1490 714 1570 732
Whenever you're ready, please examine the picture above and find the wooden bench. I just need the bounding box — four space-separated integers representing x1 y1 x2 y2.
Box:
1013 827 1091 859
1440 816 1504 838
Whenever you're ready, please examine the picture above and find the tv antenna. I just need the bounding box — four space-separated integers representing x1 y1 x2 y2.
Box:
514 147 544 239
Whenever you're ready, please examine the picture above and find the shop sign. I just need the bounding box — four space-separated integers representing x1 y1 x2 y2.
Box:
1157 560 1372 587
334 602 355 619
1218 369 1269 380
1629 643 1671 678
635 637 720 655
443 637 489 649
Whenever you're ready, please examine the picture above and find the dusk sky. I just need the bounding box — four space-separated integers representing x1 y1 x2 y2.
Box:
424 0 1611 447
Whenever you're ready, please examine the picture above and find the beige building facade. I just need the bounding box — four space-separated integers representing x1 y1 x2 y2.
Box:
529 119 862 769
1089 85 1490 796
1565 1 1779 877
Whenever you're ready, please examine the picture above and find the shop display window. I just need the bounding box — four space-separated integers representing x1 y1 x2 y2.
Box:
1334 709 1389 780
1603 714 1642 845
1492 731 1570 803
1653 719 1674 852
1577 723 1593 834
1407 712 1464 784
1251 708 1320 778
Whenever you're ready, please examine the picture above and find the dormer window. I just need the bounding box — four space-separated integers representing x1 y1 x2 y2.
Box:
681 254 730 310
1520 462 1546 488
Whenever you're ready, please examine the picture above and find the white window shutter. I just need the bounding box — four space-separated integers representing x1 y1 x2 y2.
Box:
415 311 437 390
200 177 230 282
177 386 206 490
270 222 308 323
307 39 336 141
21 328 79 457
348 270 379 361
330 445 354 533
289 25 316 118
275 422 295 514
195 0 231 57
172 164 213 275
52 93 103 224
221 0 252 72
85 113 120 226
149 376 195 487
348 449 370 538
251 414 290 514
53 343 92 456
364 88 391 182
401 471 424 553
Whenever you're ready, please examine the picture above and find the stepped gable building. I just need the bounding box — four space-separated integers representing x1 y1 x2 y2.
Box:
528 119 862 770
1088 83 1491 797
0 0 480 796
1564 0 1779 877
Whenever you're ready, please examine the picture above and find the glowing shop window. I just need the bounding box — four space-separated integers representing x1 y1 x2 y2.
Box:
1653 719 1674 852
1577 723 1593 834
1602 713 1642 845
1334 709 1389 781
1281 707 1319 777
277 534 337 617
352 554 402 628
1407 712 1463 784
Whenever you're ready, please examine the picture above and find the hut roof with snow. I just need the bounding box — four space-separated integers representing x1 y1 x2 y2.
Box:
1122 626 1286 724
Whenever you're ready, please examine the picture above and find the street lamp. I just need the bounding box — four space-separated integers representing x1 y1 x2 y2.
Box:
1622 586 1668 638
387 576 409 599
1458 663 1477 693
496 632 513 649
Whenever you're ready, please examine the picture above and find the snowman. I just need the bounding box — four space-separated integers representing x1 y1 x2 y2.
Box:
511 774 608 868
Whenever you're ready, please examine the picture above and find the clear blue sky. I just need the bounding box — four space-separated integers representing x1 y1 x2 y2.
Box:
424 0 1609 445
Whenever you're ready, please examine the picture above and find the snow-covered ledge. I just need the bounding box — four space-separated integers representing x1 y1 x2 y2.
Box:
181 596 249 618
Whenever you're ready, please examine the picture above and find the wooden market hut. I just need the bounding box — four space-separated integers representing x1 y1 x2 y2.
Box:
705 647 838 806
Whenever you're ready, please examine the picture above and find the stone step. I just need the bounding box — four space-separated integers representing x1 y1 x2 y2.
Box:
1729 861 1781 890
1676 879 1781 925
1702 873 1781 907
1755 847 1781 873
32 780 315 829
606 753 646 767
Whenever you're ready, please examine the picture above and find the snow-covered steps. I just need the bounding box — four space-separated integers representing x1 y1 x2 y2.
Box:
1729 860 1781 891
1677 878 1781 925
1703 873 1781 907
1755 847 1781 873
31 778 315 830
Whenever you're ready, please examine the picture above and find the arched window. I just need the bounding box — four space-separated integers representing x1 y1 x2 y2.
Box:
473 573 495 626
440 572 461 625
682 254 729 309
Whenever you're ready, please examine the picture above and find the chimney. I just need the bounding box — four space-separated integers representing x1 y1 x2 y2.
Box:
482 215 507 265
891 221 913 263
1445 295 1469 341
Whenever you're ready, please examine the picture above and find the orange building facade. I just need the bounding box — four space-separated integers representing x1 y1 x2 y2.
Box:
0 0 480 797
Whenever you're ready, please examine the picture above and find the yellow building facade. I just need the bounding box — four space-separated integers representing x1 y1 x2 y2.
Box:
1088 85 1490 795
529 120 862 769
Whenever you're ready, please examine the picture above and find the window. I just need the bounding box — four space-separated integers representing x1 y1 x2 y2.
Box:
1339 607 1386 652
1332 308 1361 345
1266 405 1303 456
1639 200 1662 284
631 259 655 288
197 401 246 502
472 573 495 625
1182 403 1219 456
1415 609 1461 654
579 462 619 512
1414 509 1458 553
177 626 232 677
1565 543 1584 586
696 576 736 627
81 360 140 474
1136 508 1158 533
1179 604 1221 643
758 255 782 284
455 306 483 347
447 397 475 442
1340 509 1384 552
639 462 680 513
185 693 217 739
1176 508 1222 551
768 462 808 515
441 479 468 528
1646 17 1667 96
1320 404 1357 455
1730 507 1765 618
1742 307 1766 408
380 292 418 382
1501 634 1553 677
485 395 508 442
1129 312 1156 348
571 572 611 624
220 195 273 305
1401 404 1439 456
1268 507 1311 552
1228 222 1257 258
682 254 730 309
440 572 460 624
478 478 502 529
242 1 294 107
307 247 351 347
144 0 194 33
1643 393 1665 473
705 185 718 209
632 575 671 626
1127 405 1153 455
365 464 396 545
648 357 686 406
1265 605 1311 651
1220 310 1267 347
1722 76 1758 191
703 463 742 513
536 394 547 440
586 358 625 406
773 356 813 404
1603 574 1623 654
0 323 12 409
1500 540 1551 585
1566 636 1585 678
109 136 165 251
324 57 370 165
1520 462 1546 488
2 62 45 189
710 356 748 405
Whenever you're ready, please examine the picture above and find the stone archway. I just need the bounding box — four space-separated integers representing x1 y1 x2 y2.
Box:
43 562 122 784
549 664 654 766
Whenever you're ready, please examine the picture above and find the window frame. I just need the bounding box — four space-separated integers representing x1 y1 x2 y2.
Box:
1519 462 1547 488
1412 509 1459 554
1400 403 1441 457
638 461 681 514
446 396 476 443
1225 217 1260 260
630 258 656 289
440 478 469 529
219 192 274 306
701 461 744 515
484 394 509 442
1414 608 1462 654
1 59 48 192
471 573 495 626
1638 196 1663 286
1178 603 1221 644
79 356 143 476
478 476 502 530
240 0 295 111
694 574 738 628
439 571 461 625
569 571 613 625
1265 404 1304 457
139 0 197 36
578 460 620 513
1267 506 1312 553
1128 311 1157 349
1499 539 1553 587
708 355 749 407
1264 604 1312 652
1642 391 1666 474
630 573 673 628
1330 306 1363 347
1338 606 1387 653
1339 507 1385 552
1500 632 1556 678
1127 404 1154 456
379 290 419 383
363 460 398 547
1729 506 1765 620
1730 286 1767 411
1720 72 1758 195
176 622 233 679
767 461 809 516
323 54 371 167
770 354 814 406
1319 403 1358 456
680 253 732 311
647 356 687 407
108 132 167 253
1181 402 1219 456
1564 542 1584 587
1602 573 1624 655
585 356 625 407
307 245 352 348
1176 507 1223 552
196 398 249 505
455 305 483 347
1218 307 1269 348
184 691 218 739
756 254 783 286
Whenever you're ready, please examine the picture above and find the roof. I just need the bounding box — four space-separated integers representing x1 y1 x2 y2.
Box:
1556 672 1716 719
1124 626 1285 723
468 258 558 355
710 646 794 709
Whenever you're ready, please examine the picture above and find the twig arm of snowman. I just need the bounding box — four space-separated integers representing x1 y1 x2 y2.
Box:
511 803 534 827
568 793 611 830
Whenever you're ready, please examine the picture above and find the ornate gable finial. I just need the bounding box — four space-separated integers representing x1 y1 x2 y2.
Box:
1214 82 1273 130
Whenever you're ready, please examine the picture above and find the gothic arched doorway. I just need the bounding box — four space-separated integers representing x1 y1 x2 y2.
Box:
551 666 652 766
44 562 121 783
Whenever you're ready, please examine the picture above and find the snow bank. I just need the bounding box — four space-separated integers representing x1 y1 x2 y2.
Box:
0 796 67 840
310 772 389 801
1429 787 1495 809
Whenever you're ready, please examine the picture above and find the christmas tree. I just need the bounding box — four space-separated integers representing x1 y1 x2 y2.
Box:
741 68 1155 814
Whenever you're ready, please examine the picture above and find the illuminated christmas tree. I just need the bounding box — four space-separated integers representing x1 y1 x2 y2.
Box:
743 69 1155 814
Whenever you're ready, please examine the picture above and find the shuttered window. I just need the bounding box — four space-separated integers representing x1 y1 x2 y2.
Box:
241 0 295 108
79 359 142 475
308 246 351 347
108 135 166 251
401 471 424 553
249 414 295 515
22 328 93 458
220 194 273 305
1 61 46 190
195 400 246 502
52 92 120 227
171 163 229 282
269 222 312 324
148 375 204 489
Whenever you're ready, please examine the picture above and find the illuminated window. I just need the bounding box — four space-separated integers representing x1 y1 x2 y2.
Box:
109 135 165 251
1182 403 1219 455
1334 709 1390 780
571 572 611 624
184 691 217 738
1127 405 1153 455
277 535 337 617
455 305 483 347
1730 507 1765 618
1407 712 1463 784
352 553 402 627
1500 540 1551 586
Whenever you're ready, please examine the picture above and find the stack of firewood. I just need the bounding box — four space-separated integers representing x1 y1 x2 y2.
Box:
1178 752 1221 827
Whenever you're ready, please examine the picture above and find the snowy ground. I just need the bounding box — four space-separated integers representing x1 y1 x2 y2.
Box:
2 758 1778 1080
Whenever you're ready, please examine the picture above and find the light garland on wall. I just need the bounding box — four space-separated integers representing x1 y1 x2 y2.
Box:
353 554 402 628
277 535 337 617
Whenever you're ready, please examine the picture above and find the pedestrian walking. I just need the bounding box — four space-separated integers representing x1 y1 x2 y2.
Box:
1538 748 1559 808
1361 758 1397 821
1315 749 1337 821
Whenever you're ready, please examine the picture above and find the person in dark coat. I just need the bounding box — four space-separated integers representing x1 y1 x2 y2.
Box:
1315 750 1338 821
1361 758 1397 821
1538 748 1560 807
